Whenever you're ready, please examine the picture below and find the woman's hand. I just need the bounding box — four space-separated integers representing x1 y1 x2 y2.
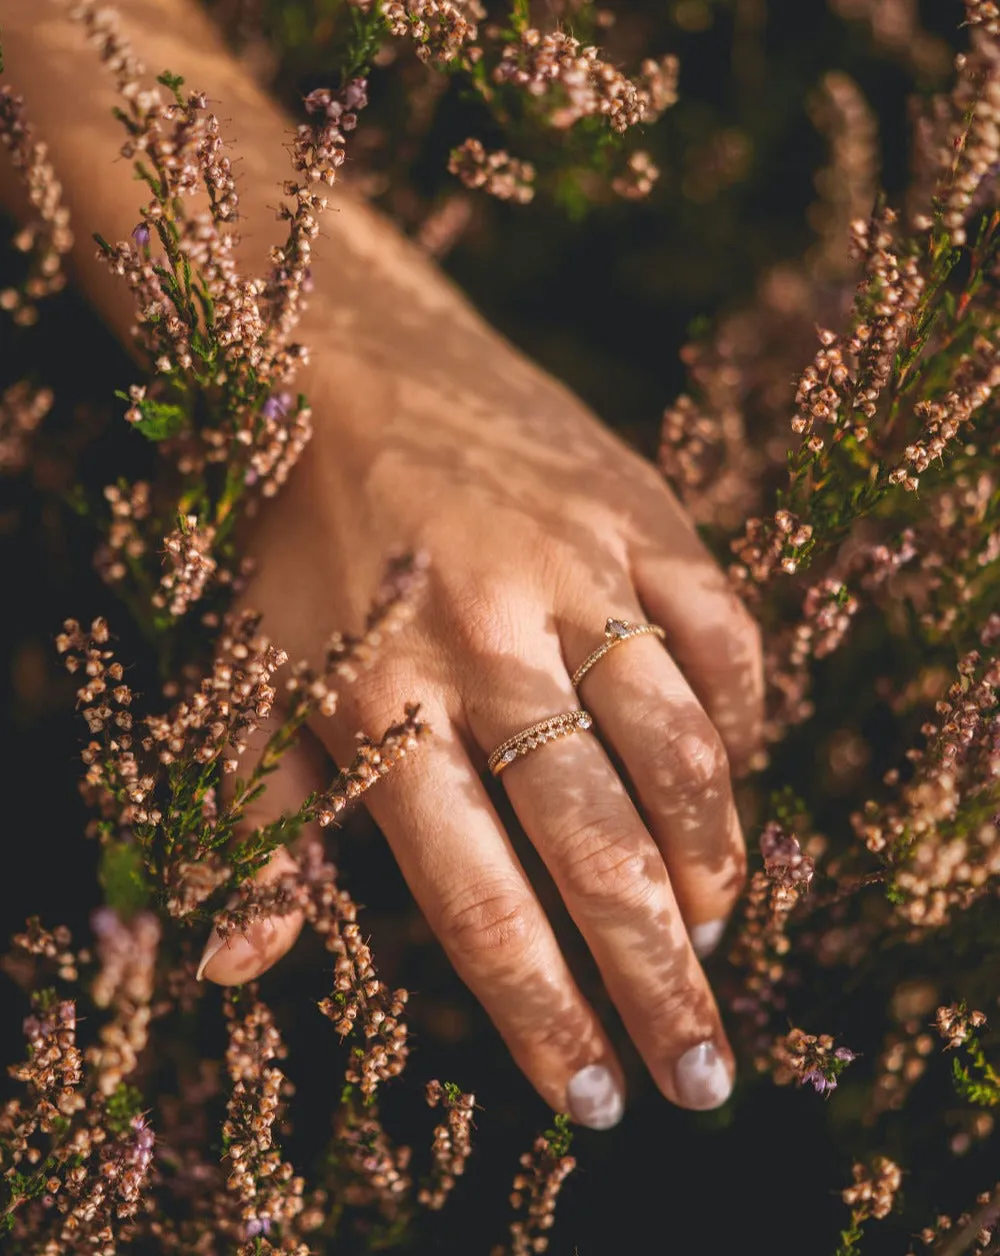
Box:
0 0 762 1130
202 322 763 1128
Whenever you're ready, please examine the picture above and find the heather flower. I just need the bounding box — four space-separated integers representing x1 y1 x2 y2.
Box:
760 822 816 899
842 1156 902 1221
88 907 161 1095
493 30 656 135
0 86 73 324
94 480 152 584
968 0 1000 34
871 1021 936 1116
931 12 1000 246
638 54 679 120
853 638 1000 927
611 150 660 201
332 1103 413 1215
0 380 53 474
936 1003 988 1050
770 1027 857 1094
418 1081 476 1209
222 992 308 1241
497 1118 576 1256
383 0 485 66
448 139 536 204
263 80 369 346
807 72 879 277
153 514 218 618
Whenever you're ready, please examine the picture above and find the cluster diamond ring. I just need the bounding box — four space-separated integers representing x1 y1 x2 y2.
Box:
487 710 593 777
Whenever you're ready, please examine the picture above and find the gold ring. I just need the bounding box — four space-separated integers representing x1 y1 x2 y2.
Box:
487 709 593 777
571 617 666 689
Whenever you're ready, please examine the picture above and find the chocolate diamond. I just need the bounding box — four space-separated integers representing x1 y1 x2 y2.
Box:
606 618 630 637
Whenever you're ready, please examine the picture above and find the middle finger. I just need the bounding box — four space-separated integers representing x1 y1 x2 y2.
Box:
469 663 735 1111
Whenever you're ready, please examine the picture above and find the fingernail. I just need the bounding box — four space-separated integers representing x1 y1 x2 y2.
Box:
690 918 726 959
675 1040 733 1110
566 1064 625 1130
196 928 227 981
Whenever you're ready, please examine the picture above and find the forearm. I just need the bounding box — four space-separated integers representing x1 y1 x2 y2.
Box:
0 0 520 408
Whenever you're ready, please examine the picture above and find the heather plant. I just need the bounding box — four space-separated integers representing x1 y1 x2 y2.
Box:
4 0 1000 1254
213 0 677 213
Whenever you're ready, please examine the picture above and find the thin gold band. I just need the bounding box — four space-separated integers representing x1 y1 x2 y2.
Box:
488 709 593 777
571 618 666 689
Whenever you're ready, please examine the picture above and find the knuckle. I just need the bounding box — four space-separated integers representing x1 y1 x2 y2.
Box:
556 814 659 915
655 718 731 812
645 976 714 1045
518 1004 597 1061
438 574 522 664
347 656 421 729
437 882 539 966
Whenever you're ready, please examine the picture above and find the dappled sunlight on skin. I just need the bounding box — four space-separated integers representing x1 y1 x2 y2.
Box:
567 629 748 923
493 729 733 1108
220 392 753 1117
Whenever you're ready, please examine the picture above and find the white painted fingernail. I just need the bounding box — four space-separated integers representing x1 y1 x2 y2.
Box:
691 918 726 959
196 929 227 981
675 1041 733 1110
566 1064 625 1130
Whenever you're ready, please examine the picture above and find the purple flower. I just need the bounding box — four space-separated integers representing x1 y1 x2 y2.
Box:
132 222 151 248
342 78 369 112
131 1113 155 1152
802 1067 836 1096
834 1046 857 1063
245 1217 272 1239
90 906 122 938
261 392 291 421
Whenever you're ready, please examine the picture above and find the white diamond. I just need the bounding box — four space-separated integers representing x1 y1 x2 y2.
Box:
578 713 592 729
501 748 517 763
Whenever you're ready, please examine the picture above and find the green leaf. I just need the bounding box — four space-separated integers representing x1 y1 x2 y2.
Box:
99 840 151 917
127 396 187 441
543 1112 574 1158
105 1083 144 1134
156 69 185 99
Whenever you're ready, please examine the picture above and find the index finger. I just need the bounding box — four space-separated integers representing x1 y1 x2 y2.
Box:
629 497 765 774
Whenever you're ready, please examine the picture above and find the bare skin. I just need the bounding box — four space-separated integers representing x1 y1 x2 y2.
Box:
1 0 763 1126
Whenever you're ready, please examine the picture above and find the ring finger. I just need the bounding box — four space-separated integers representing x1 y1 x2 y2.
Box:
564 604 747 959
309 687 628 1130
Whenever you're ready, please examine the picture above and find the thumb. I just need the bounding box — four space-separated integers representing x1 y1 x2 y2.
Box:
198 725 330 985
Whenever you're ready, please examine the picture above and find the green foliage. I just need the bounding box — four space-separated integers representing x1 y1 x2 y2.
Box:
98 839 151 917
113 390 186 441
542 1112 573 1159
833 1218 865 1256
105 1083 145 1134
951 1035 1000 1108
